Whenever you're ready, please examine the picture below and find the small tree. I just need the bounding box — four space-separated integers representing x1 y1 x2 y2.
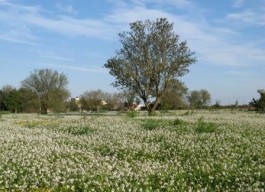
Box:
3 89 20 113
1 85 21 113
80 89 107 111
68 98 80 112
187 89 211 109
21 68 70 114
104 18 196 115
250 89 265 113
161 79 188 110
212 100 221 109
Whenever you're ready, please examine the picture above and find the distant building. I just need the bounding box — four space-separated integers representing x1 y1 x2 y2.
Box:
70 97 82 111
101 100 108 106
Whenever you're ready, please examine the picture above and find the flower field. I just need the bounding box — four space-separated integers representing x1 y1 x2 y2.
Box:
0 110 264 191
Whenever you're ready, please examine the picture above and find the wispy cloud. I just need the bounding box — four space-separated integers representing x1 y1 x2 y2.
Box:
199 42 265 67
225 70 252 77
0 26 38 45
47 63 108 73
227 10 265 25
232 0 245 8
56 2 76 14
141 0 192 8
1 0 264 70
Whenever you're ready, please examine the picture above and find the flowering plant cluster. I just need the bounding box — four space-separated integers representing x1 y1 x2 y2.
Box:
0 110 264 191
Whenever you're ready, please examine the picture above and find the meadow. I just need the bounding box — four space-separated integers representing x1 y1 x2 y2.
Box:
0 110 264 191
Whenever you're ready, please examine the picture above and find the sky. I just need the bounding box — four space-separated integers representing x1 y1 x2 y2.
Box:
0 0 264 105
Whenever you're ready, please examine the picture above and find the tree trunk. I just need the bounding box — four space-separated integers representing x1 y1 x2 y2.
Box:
148 107 156 116
41 102 48 114
148 97 161 116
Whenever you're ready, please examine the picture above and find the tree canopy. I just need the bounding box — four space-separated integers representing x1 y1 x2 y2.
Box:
187 89 211 109
161 79 188 110
104 18 196 115
21 68 70 114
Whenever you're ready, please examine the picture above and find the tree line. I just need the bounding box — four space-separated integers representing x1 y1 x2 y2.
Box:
0 67 263 114
1 18 263 114
0 68 211 114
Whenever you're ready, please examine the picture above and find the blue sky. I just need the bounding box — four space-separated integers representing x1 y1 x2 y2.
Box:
0 0 264 105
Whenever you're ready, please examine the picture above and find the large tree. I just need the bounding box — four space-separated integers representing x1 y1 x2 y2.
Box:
21 68 70 114
104 18 196 115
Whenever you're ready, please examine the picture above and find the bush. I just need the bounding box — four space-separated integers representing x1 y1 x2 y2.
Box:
67 126 95 135
195 117 217 133
127 111 138 118
142 119 160 130
182 110 195 116
250 89 265 113
173 118 185 126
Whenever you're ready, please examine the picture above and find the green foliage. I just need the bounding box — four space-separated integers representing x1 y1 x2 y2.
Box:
195 117 217 133
182 110 195 116
0 85 20 113
173 118 186 126
212 100 221 109
142 119 161 130
80 89 123 112
18 88 39 113
0 86 39 113
250 89 265 113
187 89 211 109
68 98 80 112
161 79 188 110
21 68 69 114
126 111 138 118
66 126 95 135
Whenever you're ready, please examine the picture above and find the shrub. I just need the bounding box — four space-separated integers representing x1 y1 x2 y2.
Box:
142 119 160 130
67 126 95 135
250 89 265 113
182 110 195 116
127 111 138 118
195 117 217 133
173 118 185 126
